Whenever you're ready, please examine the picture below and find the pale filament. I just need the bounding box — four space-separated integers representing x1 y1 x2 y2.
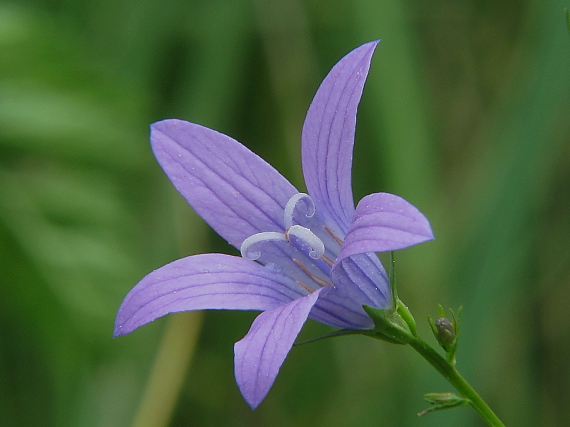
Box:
293 259 333 288
324 225 344 245
296 280 315 293
321 255 334 267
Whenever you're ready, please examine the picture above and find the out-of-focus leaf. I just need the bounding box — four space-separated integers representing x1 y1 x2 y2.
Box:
0 4 149 169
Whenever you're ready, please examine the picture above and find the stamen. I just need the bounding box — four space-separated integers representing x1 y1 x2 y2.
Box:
286 225 325 259
293 259 333 288
321 255 334 267
296 281 315 293
240 231 287 260
324 225 344 245
284 193 315 228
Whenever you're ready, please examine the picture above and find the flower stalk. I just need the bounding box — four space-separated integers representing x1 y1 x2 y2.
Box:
408 335 505 426
363 254 504 426
364 307 504 426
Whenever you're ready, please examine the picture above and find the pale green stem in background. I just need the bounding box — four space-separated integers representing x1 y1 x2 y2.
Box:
130 4 250 425
131 312 203 427
131 190 208 427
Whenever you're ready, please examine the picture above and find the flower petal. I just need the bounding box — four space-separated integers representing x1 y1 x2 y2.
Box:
302 41 379 232
151 119 298 248
114 253 302 337
327 251 391 320
310 279 377 329
334 192 434 267
234 288 325 409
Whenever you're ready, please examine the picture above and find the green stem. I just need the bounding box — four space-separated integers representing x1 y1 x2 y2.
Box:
408 336 505 427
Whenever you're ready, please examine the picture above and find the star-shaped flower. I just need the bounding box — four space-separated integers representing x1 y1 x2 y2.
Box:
114 41 434 409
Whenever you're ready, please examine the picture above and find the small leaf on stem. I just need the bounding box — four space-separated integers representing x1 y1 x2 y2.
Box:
418 392 469 416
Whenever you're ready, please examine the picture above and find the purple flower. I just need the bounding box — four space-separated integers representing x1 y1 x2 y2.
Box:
114 41 433 409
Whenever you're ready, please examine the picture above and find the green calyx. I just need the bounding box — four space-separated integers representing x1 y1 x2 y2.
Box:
362 301 417 345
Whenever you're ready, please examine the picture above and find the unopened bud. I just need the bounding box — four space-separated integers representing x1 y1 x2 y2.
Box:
429 306 461 364
435 317 455 345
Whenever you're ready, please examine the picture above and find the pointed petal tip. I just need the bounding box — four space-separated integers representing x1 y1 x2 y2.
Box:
244 394 262 410
112 323 127 338
113 311 143 338
356 40 381 56
149 118 181 135
425 226 436 241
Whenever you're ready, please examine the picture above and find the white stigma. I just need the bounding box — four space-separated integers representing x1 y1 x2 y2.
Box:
240 232 287 260
283 193 315 229
286 225 325 259
240 193 326 265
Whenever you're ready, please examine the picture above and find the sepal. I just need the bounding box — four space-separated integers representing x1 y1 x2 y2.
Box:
396 299 417 337
363 305 415 345
387 252 416 335
362 251 418 344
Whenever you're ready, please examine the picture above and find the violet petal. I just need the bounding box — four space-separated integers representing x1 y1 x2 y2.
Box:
234 288 325 409
302 41 379 232
328 251 391 316
114 253 302 337
334 192 434 268
151 119 298 249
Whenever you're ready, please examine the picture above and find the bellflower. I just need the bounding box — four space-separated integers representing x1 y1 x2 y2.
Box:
114 41 434 409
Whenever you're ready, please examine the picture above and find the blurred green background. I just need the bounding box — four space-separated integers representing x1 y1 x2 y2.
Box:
1 0 569 426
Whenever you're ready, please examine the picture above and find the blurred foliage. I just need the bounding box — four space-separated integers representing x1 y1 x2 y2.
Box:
1 0 569 426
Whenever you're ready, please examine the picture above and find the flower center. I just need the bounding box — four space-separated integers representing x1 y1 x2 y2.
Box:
240 193 343 292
